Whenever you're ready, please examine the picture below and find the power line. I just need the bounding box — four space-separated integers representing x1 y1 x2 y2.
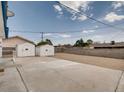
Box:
41 32 44 41
9 21 124 41
9 22 124 34
56 1 124 31
9 21 124 34
9 1 124 41
56 1 124 41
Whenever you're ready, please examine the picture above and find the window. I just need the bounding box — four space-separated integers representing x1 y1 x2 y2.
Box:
25 48 28 51
45 49 48 52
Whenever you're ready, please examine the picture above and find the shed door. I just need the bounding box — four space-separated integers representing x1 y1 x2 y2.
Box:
22 47 30 56
45 48 49 56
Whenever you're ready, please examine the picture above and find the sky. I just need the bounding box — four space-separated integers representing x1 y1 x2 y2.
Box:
8 1 124 45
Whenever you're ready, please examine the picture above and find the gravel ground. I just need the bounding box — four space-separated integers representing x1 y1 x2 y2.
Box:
54 53 124 71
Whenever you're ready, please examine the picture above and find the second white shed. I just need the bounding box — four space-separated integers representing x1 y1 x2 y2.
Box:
36 44 54 56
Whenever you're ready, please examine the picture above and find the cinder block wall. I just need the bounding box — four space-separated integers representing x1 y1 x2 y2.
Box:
55 47 124 59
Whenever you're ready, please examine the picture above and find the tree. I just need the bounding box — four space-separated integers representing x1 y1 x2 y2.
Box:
46 39 53 45
80 38 84 46
74 38 93 47
111 41 115 45
74 38 85 47
74 40 80 47
37 41 48 46
37 39 53 46
86 39 93 45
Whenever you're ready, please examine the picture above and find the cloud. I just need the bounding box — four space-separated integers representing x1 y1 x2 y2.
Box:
70 14 77 21
53 4 63 15
95 25 99 28
77 15 87 21
44 33 52 36
104 12 124 22
53 5 62 11
58 34 71 38
59 1 91 21
82 30 95 33
112 1 124 9
70 14 87 21
46 34 71 38
60 1 90 12
91 35 103 41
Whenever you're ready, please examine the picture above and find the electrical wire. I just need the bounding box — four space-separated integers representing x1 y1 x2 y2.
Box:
9 21 124 34
56 1 124 31
9 1 124 41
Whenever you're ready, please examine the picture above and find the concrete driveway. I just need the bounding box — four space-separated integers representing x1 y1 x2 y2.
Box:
0 56 124 92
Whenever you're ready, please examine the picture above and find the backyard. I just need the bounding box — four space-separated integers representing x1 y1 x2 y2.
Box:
0 1 124 92
0 54 124 92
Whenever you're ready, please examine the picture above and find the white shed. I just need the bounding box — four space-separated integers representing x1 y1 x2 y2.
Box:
36 44 54 56
16 43 35 57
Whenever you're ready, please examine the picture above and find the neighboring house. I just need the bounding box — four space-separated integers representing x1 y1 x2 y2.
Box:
36 44 54 56
2 36 35 57
90 42 124 49
3 36 35 48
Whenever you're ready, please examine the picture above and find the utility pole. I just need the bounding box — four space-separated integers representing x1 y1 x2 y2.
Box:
41 32 44 41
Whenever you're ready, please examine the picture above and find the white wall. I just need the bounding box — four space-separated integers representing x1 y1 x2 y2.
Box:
16 43 35 57
0 2 5 57
0 2 5 38
35 47 40 56
60 47 124 59
36 45 54 56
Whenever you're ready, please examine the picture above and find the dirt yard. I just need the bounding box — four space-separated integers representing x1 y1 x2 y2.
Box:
54 53 124 71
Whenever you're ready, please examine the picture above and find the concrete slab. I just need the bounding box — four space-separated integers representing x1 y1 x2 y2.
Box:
0 61 26 92
18 66 85 92
117 72 124 92
15 57 123 92
53 62 122 92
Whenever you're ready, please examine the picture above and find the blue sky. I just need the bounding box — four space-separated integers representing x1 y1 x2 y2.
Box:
8 1 124 45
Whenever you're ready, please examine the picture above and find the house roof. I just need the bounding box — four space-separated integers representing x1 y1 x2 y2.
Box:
3 36 35 45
